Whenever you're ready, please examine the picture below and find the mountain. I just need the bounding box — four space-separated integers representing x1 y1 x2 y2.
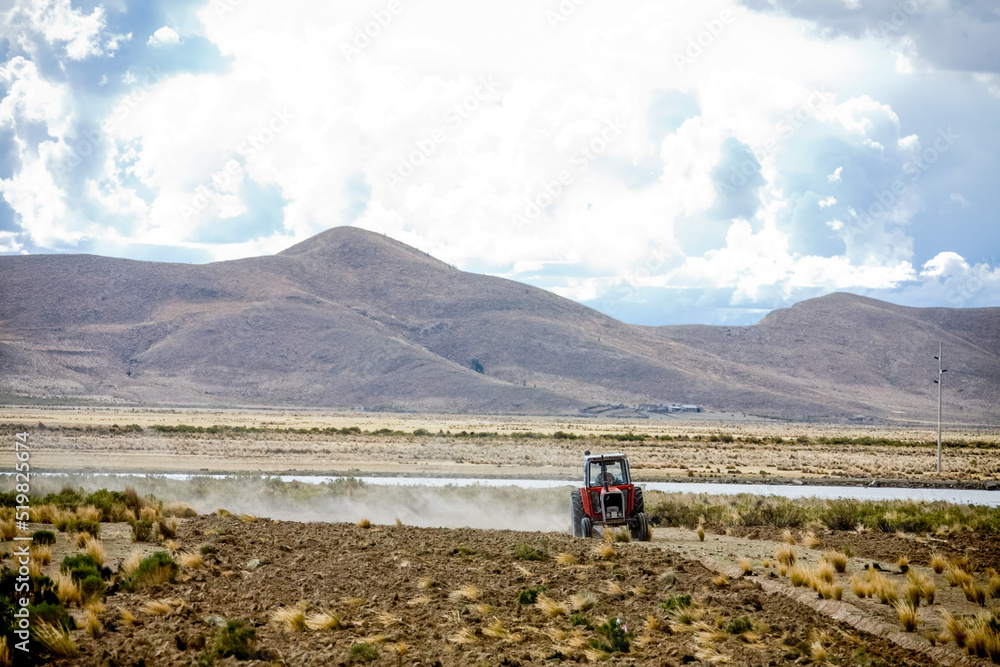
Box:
1 227 997 422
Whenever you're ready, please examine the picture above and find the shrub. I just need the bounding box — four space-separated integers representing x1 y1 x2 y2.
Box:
517 585 547 605
28 601 75 631
120 552 178 591
60 554 102 582
726 616 753 635
32 530 56 545
659 594 692 614
79 575 106 601
212 620 258 660
592 618 630 653
132 520 153 542
514 540 546 561
821 500 866 531
66 519 100 536
348 642 379 663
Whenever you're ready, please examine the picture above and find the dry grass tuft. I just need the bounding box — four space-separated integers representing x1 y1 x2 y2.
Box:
33 620 78 658
449 627 479 644
165 539 180 552
809 640 827 663
417 576 436 589
83 536 105 567
536 594 567 617
645 614 664 632
961 581 986 607
119 609 137 626
556 552 579 565
30 545 52 566
596 543 616 562
821 550 847 573
83 608 102 637
816 562 835 584
739 558 752 575
930 554 947 574
177 552 205 569
988 574 1000 600
802 531 820 548
356 517 372 529
712 573 730 588
896 601 919 632
569 591 598 612
897 556 910 573
605 581 625 598
237 513 258 523
872 573 899 606
139 507 158 522
0 520 19 542
697 527 706 542
449 585 480 602
942 610 967 648
583 647 612 662
781 529 796 545
776 545 796 567
120 549 144 578
270 606 307 631
76 505 101 522
54 571 82 606
142 599 174 616
946 566 974 589
788 566 810 588
482 619 511 639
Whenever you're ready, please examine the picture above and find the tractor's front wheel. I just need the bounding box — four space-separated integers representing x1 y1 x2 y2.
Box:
634 486 645 515
581 516 593 538
571 490 584 537
631 512 651 542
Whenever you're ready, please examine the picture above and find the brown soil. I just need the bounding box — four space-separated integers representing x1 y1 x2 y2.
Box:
33 517 961 667
727 526 1000 573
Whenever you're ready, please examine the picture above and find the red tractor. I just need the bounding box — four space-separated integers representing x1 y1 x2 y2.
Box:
571 451 650 540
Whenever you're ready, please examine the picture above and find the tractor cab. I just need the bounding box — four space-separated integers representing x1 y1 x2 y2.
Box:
585 454 631 489
571 451 650 540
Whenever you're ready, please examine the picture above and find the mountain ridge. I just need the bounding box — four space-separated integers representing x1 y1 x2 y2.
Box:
1 226 997 422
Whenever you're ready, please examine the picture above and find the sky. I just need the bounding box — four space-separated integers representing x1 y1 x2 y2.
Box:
0 0 998 326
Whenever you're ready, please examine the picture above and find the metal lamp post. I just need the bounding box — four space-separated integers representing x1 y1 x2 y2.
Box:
934 343 947 474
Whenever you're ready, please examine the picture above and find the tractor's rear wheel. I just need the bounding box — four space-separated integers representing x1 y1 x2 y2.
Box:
571 490 584 537
581 516 593 538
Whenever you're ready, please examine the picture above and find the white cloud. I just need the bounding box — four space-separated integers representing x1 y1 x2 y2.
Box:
921 251 969 278
1 0 995 325
8 0 109 60
147 26 180 47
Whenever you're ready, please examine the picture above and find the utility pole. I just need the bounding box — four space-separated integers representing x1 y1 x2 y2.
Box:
934 343 947 473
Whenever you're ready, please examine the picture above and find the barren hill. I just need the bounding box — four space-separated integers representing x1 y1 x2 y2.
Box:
1 227 997 422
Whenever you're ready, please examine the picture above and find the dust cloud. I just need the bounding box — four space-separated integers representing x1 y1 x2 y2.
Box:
18 474 575 534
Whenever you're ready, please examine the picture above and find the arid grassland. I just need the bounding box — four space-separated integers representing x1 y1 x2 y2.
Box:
3 485 1000 666
2 408 997 482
